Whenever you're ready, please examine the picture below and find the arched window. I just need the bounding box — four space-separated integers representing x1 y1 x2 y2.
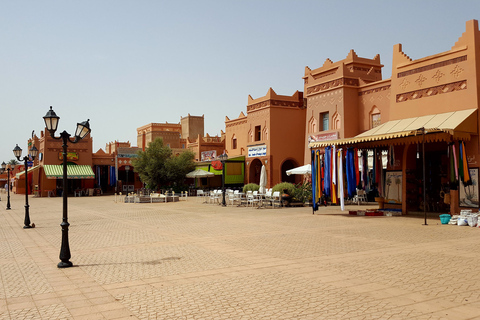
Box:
370 106 381 128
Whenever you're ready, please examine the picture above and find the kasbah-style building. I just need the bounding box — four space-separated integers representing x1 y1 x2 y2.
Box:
5 19 480 215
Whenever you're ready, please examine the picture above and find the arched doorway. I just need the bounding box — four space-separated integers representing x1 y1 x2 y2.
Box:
281 159 297 184
249 159 263 185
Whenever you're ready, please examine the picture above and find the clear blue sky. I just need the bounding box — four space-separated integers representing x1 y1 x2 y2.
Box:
1 0 479 163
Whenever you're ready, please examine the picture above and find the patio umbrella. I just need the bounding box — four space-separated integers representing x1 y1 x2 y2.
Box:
186 169 215 178
286 164 311 176
186 169 215 188
259 165 267 194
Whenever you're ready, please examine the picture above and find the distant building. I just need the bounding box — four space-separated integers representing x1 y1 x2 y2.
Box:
225 88 306 188
308 20 480 215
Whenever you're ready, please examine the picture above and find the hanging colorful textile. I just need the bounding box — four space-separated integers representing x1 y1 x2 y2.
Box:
324 146 331 197
338 149 345 211
453 143 459 181
458 142 464 182
331 146 337 204
317 152 323 200
376 150 382 197
354 148 360 189
460 141 472 186
372 149 376 191
346 148 356 198
389 145 395 167
311 149 318 212
109 166 116 187
449 143 457 188
362 150 368 190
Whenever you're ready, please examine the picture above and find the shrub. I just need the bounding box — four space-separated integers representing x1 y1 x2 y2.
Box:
272 182 296 195
272 182 312 203
291 181 312 203
243 183 260 193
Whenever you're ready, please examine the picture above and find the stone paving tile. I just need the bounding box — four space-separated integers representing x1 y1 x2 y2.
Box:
2 194 480 319
115 271 449 320
76 244 248 285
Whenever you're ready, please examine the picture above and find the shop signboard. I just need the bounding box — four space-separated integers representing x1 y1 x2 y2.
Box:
58 152 79 161
248 145 267 158
309 132 339 142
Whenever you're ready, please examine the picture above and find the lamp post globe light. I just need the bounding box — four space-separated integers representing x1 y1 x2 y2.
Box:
13 144 39 228
2 162 12 210
218 153 228 207
43 106 91 268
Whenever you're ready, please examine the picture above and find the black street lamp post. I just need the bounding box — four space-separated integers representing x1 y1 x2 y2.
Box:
218 153 228 207
43 106 91 268
2 162 12 210
13 144 38 228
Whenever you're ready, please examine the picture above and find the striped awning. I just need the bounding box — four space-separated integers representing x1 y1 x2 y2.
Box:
43 165 95 179
309 108 478 148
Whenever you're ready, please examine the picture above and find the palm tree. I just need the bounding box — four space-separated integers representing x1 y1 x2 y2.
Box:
395 177 401 202
8 159 19 166
386 177 392 200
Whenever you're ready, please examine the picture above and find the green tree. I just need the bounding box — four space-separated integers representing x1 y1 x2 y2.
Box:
132 138 172 189
132 138 195 190
165 150 196 186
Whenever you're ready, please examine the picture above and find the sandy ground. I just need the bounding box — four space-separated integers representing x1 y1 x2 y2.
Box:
1 191 480 319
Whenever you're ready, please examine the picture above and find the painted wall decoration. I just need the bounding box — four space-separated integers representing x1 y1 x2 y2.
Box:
460 168 478 208
385 171 402 203
201 150 217 161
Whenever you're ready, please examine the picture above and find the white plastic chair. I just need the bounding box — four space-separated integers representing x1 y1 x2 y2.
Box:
354 189 367 205
272 191 282 208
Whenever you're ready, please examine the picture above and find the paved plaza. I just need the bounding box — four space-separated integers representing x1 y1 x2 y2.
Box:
1 192 480 319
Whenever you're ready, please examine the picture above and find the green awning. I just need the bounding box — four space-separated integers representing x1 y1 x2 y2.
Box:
43 165 95 179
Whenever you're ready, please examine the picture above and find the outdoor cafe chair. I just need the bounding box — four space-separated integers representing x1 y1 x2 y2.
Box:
272 191 282 208
246 191 260 207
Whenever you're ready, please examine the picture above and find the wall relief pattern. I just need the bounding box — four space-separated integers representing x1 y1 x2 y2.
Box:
396 55 467 78
226 119 247 128
306 78 360 95
396 80 467 103
247 99 302 112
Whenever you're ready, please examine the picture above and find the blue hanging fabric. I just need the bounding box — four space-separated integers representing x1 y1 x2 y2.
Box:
324 146 331 197
346 148 356 198
97 166 101 187
109 166 116 187
311 149 318 212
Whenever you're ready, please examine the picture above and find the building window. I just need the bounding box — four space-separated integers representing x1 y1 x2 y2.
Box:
320 112 329 131
372 113 381 128
255 125 261 141
232 136 237 149
182 144 185 149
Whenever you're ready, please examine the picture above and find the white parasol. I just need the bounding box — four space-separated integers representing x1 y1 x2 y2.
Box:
259 165 267 194
286 164 311 176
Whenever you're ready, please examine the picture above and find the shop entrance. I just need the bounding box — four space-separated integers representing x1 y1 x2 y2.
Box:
249 159 262 185
405 142 450 213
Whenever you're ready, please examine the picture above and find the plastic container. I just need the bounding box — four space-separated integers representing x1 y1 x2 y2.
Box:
439 214 451 224
467 215 478 227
